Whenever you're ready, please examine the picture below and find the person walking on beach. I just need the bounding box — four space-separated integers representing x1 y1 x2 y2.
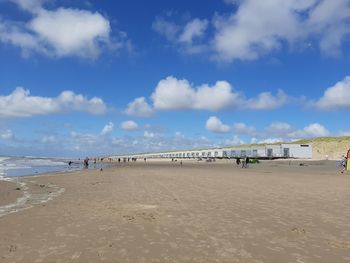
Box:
83 157 89 169
236 158 240 166
241 158 246 168
245 156 250 168
341 155 347 174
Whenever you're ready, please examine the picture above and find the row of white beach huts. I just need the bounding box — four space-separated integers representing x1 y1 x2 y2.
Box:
110 143 312 160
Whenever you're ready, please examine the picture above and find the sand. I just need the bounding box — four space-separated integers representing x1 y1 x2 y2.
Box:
0 180 22 207
1 159 350 262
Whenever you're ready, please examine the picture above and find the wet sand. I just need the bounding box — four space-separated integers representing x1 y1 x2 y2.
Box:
0 180 22 207
1 159 350 262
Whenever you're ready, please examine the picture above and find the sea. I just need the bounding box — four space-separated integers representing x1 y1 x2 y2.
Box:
0 156 107 179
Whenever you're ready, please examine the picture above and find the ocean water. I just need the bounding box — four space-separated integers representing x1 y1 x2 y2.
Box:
0 156 105 178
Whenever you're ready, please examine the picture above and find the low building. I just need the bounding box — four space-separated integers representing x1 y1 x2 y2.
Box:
111 143 312 160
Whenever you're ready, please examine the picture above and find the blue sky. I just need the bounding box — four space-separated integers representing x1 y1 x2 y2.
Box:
0 0 350 157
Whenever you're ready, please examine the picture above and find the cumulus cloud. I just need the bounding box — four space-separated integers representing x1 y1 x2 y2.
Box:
0 87 107 117
265 122 295 137
232 122 256 136
152 16 208 54
152 17 179 42
244 90 288 110
286 123 330 139
0 129 14 140
216 0 350 61
121 120 138 131
179 18 208 44
205 116 230 133
151 76 238 111
124 97 154 117
144 131 155 139
154 0 350 62
258 138 283 144
314 76 350 110
10 0 45 12
70 131 98 146
262 122 329 140
224 135 244 146
150 76 287 111
0 1 130 59
100 122 114 135
213 0 350 61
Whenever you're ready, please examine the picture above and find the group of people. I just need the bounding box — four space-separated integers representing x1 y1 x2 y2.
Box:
236 156 250 168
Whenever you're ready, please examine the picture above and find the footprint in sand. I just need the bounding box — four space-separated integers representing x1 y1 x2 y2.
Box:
138 212 156 221
71 251 82 259
123 215 135 222
290 227 306 235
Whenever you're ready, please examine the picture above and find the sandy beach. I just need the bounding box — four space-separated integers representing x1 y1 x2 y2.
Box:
1 159 350 262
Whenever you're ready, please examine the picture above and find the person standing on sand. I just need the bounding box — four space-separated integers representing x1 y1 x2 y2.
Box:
341 155 347 174
83 157 89 169
236 158 240 166
245 156 250 168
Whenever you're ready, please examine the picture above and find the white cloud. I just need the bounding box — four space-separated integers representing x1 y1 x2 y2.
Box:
0 129 14 140
205 116 230 133
150 76 287 111
315 76 350 110
233 122 256 136
125 97 154 117
245 90 287 110
154 0 350 62
258 138 283 144
303 123 330 137
121 120 138 131
179 18 208 44
152 17 208 54
144 131 155 138
214 0 350 61
288 123 330 139
224 135 244 146
265 122 295 137
29 8 111 58
101 122 114 135
152 17 179 42
0 87 107 117
41 135 56 144
250 137 258 144
10 0 45 12
151 76 239 111
0 2 130 59
70 131 98 146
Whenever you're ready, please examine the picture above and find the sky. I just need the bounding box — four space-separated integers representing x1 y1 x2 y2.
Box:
0 0 350 157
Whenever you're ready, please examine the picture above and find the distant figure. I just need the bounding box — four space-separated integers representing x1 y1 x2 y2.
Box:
245 156 250 168
118 158 121 163
68 161 72 166
341 155 347 174
236 158 240 166
144 158 147 162
241 158 246 168
83 157 89 169
180 160 183 166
